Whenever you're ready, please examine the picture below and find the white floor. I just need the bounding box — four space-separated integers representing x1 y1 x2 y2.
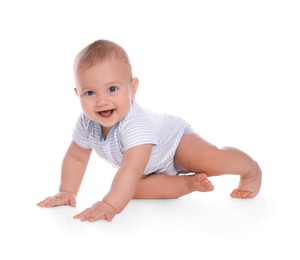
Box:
2 147 299 259
1 1 299 259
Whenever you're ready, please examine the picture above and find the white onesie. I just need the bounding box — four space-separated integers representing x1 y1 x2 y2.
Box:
72 100 192 175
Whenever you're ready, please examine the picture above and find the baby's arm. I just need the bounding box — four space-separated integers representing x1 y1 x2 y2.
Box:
73 144 152 222
37 141 92 207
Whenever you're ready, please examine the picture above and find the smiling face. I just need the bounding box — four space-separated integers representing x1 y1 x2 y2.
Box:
74 59 138 138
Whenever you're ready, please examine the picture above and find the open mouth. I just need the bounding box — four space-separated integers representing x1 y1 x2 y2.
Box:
98 109 114 118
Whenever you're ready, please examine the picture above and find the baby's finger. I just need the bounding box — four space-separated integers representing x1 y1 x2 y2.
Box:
73 208 87 218
88 211 106 222
74 208 92 221
37 197 56 207
37 200 47 207
40 197 65 207
69 197 76 207
104 215 113 222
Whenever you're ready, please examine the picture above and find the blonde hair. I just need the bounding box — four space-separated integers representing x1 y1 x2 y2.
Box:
74 39 132 77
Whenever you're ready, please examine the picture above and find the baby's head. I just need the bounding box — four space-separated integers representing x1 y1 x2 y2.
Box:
74 40 139 135
74 39 132 79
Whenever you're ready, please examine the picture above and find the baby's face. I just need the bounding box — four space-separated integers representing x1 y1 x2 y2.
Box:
74 59 138 135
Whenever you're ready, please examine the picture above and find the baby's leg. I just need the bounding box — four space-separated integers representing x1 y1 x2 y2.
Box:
134 173 214 199
174 133 262 198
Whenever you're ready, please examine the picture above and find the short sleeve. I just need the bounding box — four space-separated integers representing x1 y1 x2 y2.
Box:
119 116 158 151
72 114 92 149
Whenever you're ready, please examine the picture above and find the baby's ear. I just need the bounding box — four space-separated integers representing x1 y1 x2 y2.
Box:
131 77 139 99
74 88 79 96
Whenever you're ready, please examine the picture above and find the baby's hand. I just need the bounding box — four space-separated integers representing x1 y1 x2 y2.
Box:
73 201 117 222
37 191 76 207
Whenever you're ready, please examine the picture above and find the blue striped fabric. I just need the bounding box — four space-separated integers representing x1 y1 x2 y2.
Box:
72 101 191 175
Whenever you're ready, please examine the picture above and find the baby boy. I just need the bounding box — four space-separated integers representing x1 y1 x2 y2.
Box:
37 40 262 222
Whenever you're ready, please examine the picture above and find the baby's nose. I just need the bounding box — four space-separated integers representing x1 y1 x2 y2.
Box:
96 94 109 107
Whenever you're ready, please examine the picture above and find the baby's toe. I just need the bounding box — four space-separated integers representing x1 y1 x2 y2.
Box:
230 189 251 199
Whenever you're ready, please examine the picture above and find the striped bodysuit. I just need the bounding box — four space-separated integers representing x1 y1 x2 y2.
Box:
72 100 192 175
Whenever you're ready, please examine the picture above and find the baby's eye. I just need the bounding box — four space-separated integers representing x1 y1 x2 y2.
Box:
108 86 117 93
85 90 96 96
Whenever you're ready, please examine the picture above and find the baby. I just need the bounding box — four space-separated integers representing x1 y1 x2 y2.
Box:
37 40 262 222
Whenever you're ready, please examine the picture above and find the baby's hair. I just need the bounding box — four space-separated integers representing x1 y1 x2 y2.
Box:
74 39 132 77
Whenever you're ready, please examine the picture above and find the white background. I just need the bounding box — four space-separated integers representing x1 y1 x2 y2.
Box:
1 0 299 259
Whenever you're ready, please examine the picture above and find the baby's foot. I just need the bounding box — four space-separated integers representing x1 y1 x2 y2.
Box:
187 173 214 193
230 162 262 199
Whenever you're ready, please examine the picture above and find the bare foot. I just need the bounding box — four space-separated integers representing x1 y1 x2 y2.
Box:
187 173 214 193
230 162 262 199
